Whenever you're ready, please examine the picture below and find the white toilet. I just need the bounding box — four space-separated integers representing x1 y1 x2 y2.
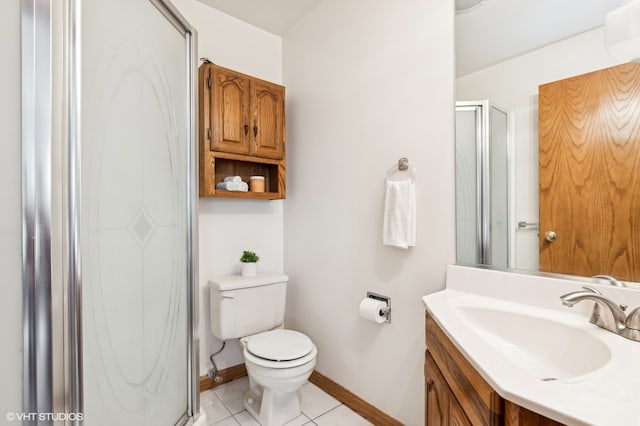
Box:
209 274 317 426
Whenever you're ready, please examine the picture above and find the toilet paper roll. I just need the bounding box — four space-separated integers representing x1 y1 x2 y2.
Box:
359 298 387 323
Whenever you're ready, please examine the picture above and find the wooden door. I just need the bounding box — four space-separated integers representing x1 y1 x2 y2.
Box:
211 65 251 155
539 62 640 281
251 79 285 159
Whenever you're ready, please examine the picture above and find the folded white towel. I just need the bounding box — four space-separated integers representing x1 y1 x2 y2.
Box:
216 181 236 191
224 175 242 183
383 179 416 249
216 181 249 192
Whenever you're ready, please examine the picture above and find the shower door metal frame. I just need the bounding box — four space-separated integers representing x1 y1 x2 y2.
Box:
22 0 54 420
456 101 491 264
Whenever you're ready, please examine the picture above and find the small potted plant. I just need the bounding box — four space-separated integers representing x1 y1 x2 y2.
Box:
240 250 260 277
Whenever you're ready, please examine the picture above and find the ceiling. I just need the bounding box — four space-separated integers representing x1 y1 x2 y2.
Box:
195 0 629 76
195 0 323 35
456 0 629 77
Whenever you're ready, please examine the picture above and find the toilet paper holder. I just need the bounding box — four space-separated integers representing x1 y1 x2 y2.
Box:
367 291 391 323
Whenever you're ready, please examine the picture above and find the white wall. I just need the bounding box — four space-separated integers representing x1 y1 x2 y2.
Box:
282 0 456 424
171 0 284 374
456 27 619 271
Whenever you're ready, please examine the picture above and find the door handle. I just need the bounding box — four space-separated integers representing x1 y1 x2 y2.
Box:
253 121 258 138
545 231 557 242
244 123 249 136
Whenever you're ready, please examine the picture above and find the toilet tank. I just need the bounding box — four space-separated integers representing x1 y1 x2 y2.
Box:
209 273 288 340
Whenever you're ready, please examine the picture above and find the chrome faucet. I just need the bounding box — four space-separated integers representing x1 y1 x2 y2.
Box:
561 286 640 342
592 274 626 288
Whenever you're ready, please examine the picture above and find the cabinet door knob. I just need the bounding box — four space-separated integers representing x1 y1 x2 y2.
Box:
545 231 557 242
244 123 249 136
426 379 434 392
253 124 258 138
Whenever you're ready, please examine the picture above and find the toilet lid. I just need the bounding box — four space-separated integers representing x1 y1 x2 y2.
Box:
246 329 314 362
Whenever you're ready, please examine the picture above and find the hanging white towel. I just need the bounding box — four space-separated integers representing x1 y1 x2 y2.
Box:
383 179 416 249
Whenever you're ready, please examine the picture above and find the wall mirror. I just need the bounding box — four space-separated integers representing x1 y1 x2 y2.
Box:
454 0 640 285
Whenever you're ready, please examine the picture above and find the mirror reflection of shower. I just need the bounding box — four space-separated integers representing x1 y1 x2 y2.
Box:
455 101 510 267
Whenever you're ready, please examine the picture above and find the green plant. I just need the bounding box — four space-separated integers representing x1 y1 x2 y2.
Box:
240 250 260 263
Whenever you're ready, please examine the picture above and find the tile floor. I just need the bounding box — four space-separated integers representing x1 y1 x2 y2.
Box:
201 377 373 426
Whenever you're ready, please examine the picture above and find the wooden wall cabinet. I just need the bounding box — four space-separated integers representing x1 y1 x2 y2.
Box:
198 62 286 199
425 312 564 426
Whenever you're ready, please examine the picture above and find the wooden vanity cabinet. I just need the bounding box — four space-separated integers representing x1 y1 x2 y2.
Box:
198 63 286 199
426 352 472 426
425 312 564 426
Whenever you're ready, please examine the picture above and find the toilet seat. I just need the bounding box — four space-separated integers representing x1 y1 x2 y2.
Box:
244 329 317 369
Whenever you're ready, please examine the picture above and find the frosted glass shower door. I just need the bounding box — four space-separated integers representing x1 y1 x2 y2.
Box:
455 101 510 267
0 0 23 416
455 106 480 265
79 0 192 424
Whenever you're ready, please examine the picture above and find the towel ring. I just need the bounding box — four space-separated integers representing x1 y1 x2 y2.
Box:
386 158 416 182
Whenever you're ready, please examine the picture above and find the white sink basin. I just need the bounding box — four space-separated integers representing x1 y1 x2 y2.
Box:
423 265 640 426
455 305 611 381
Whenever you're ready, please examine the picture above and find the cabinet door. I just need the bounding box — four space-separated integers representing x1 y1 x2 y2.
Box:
251 79 285 159
211 65 251 155
450 397 472 426
426 352 450 425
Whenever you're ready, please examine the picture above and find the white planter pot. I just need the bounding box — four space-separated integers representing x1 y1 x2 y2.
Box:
241 262 257 277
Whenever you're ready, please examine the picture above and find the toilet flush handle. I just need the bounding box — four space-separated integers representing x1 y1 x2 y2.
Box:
221 292 235 299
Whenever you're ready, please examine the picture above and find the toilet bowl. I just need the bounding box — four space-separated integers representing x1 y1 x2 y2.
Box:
208 274 318 425
240 329 317 426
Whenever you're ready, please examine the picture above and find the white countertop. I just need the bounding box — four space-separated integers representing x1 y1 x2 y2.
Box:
423 265 640 426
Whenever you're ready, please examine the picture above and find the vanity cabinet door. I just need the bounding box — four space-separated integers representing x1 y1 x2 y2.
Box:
450 397 473 426
426 352 472 426
425 352 450 425
426 313 504 426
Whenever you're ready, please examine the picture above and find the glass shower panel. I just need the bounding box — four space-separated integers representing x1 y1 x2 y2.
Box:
455 107 480 265
455 101 511 267
81 0 189 424
0 0 23 417
489 106 509 268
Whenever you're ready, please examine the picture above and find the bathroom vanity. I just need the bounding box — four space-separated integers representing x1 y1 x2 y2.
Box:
423 265 640 426
425 312 561 425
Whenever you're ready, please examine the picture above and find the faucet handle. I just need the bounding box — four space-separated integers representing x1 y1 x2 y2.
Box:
592 274 626 288
625 307 640 330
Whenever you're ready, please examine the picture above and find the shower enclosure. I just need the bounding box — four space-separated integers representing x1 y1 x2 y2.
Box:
3 0 199 424
455 101 511 268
